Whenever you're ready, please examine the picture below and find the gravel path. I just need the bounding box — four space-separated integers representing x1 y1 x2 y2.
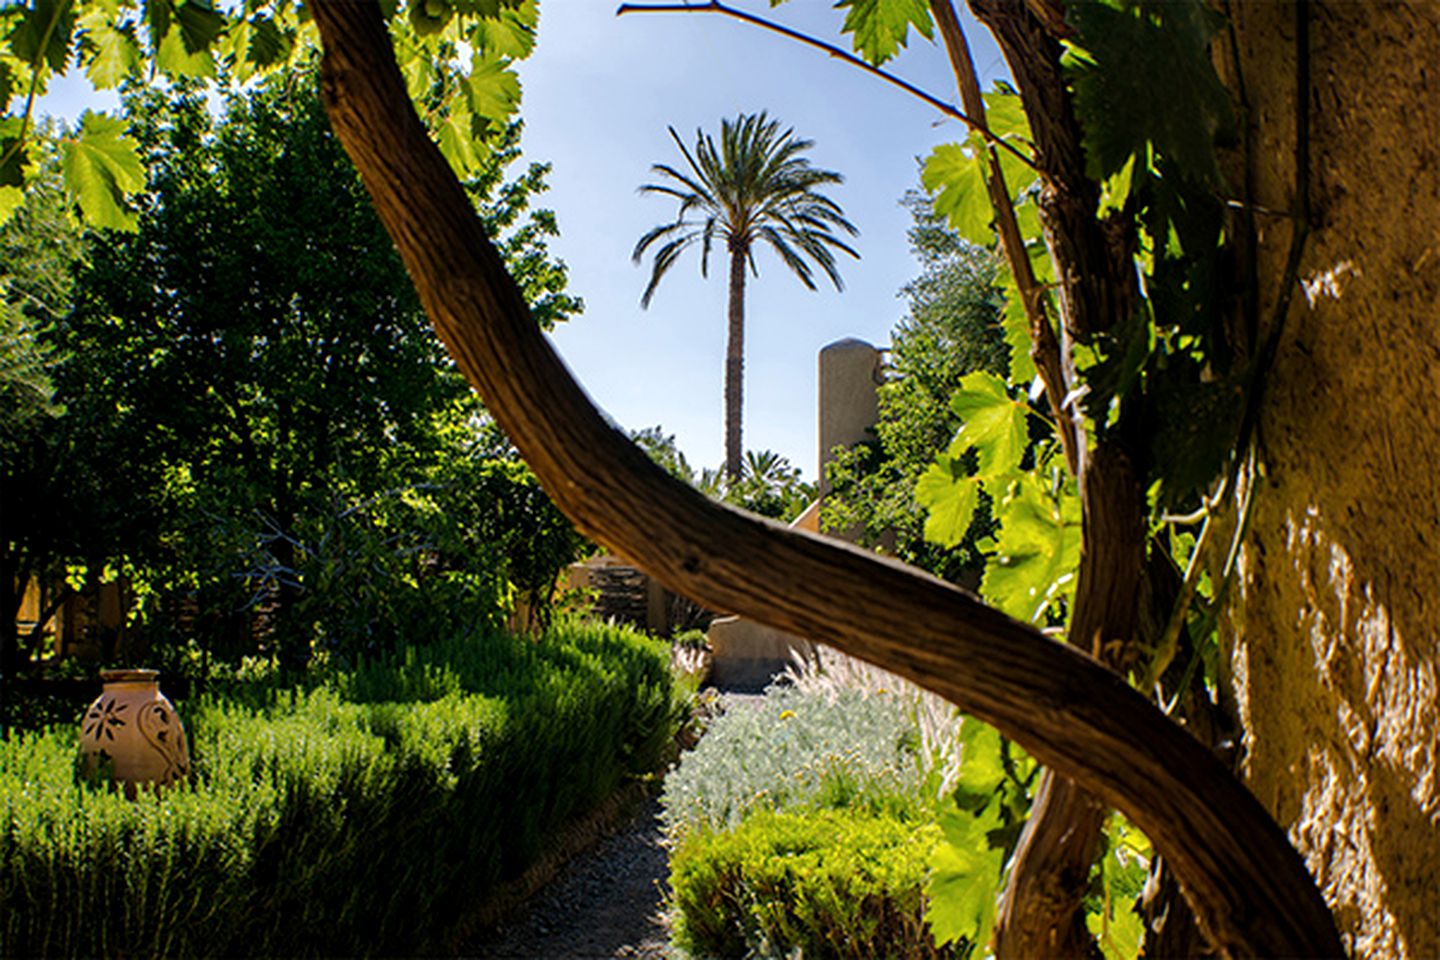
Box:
460 692 769 959
462 796 673 959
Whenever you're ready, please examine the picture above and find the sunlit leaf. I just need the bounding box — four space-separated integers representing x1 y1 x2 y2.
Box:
0 185 23 225
465 50 520 123
997 267 1038 383
835 0 933 66
922 142 991 245
953 718 1005 810
926 799 1005 948
82 22 143 89
473 0 535 59
916 458 979 548
947 370 1029 476
981 474 1080 623
60 111 144 230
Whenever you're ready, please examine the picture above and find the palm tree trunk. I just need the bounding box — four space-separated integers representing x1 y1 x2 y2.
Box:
724 246 746 483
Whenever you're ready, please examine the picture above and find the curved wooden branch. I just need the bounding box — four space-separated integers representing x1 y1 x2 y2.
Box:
306 4 1342 957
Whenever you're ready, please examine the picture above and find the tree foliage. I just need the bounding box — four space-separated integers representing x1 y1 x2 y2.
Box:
822 191 1006 582
0 0 535 229
8 68 581 672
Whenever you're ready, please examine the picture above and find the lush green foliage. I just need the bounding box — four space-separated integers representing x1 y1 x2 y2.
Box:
632 426 815 522
0 0 536 230
822 192 1006 581
793 2 1240 953
669 808 954 960
4 75 583 673
0 618 683 958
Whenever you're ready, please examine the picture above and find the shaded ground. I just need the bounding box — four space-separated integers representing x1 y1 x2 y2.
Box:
463 795 672 959
462 691 769 959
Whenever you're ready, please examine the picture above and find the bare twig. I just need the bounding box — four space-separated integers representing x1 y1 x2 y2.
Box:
615 0 1038 173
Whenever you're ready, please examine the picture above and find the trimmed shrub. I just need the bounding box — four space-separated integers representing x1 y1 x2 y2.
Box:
0 618 684 958
669 807 957 960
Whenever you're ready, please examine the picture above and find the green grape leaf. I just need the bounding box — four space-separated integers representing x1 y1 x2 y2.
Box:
174 0 225 54
947 370 1029 477
1077 305 1151 428
1066 0 1234 185
916 459 979 549
402 54 433 101
1088 814 1151 960
981 474 1081 623
926 800 1006 948
436 104 479 175
153 0 220 79
242 14 289 69
1088 904 1145 960
835 0 933 66
1146 371 1243 511
0 185 23 224
82 22 143 89
60 111 144 230
465 51 520 123
922 142 991 246
0 61 12 108
8 0 76 73
473 0 536 59
953 718 1005 811
997 267 1038 384
0 132 28 188
982 88 1030 142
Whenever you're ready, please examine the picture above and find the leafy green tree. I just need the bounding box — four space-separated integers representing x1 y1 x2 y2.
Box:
633 112 859 482
55 75 579 668
823 190 1006 582
0 166 166 686
632 426 812 522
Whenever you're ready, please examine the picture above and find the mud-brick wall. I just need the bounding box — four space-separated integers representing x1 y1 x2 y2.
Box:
1218 5 1439 957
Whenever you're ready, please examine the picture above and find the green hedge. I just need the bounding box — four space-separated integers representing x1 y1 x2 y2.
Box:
669 807 957 960
0 618 683 958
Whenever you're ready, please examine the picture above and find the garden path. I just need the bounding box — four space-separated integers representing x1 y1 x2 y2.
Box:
462 691 766 959
463 795 671 959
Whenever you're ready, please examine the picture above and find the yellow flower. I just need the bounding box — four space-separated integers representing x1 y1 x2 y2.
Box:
779 710 795 721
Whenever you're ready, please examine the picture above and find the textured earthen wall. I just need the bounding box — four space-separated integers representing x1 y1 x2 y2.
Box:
1219 5 1439 956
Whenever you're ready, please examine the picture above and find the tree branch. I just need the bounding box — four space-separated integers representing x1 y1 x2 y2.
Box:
615 0 1038 173
307 4 1342 956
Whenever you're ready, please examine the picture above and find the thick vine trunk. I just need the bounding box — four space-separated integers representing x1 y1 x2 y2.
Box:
957 1 1148 954
307 5 1343 956
724 245 746 483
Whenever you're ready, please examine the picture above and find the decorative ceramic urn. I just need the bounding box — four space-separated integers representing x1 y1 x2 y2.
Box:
80 669 190 796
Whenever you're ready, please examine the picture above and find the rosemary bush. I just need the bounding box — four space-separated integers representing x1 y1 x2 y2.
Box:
0 618 683 958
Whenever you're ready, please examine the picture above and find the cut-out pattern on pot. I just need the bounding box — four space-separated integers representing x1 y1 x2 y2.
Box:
79 670 190 797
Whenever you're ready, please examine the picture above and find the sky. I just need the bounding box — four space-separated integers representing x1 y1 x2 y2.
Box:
36 1 1011 482
515 2 1009 480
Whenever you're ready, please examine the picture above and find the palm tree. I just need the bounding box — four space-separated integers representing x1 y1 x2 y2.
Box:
633 112 859 483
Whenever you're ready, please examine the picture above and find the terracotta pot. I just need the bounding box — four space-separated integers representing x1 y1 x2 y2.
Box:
79 669 190 796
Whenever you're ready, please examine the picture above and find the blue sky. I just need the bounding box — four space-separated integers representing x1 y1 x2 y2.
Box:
37 1 1010 482
519 2 1008 480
